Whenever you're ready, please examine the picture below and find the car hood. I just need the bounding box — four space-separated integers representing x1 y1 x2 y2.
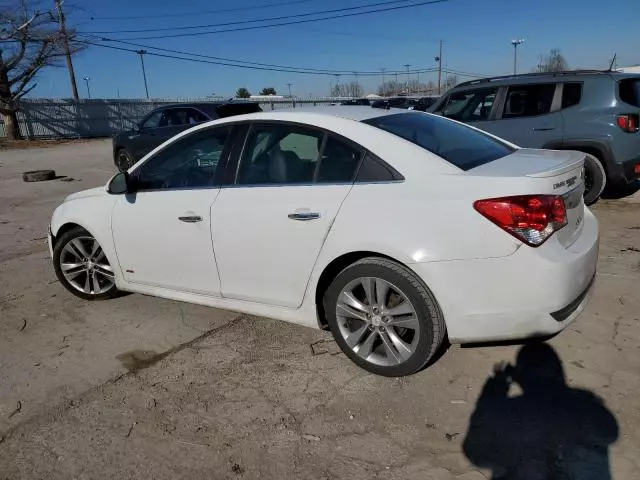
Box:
64 186 107 202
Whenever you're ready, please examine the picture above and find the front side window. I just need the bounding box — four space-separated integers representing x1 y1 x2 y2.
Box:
502 83 556 118
237 126 322 185
442 88 497 122
135 127 231 190
141 110 163 129
364 112 514 171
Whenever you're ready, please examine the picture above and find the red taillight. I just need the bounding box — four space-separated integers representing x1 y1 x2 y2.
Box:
474 195 568 247
616 114 639 133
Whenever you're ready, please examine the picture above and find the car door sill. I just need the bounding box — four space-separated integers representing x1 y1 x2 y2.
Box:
124 279 222 298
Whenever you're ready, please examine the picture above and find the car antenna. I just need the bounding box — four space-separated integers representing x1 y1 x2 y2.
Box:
608 53 617 71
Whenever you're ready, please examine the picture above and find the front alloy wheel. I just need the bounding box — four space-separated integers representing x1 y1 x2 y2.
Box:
53 227 119 300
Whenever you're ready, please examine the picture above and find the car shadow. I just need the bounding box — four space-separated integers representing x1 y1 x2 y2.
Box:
462 343 619 480
601 180 640 200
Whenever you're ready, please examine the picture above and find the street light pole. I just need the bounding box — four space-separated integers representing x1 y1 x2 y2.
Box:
83 76 91 99
286 83 293 98
404 64 411 94
353 71 359 97
511 38 525 75
380 68 386 96
435 39 443 95
136 50 150 99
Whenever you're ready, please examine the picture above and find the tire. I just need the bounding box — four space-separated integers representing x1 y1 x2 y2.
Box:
115 149 135 171
323 257 446 377
22 169 55 182
582 153 606 206
53 226 119 301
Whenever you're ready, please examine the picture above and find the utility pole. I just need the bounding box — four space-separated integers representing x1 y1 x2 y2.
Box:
395 72 398 95
511 38 525 75
380 68 386 96
404 64 411 94
55 0 79 101
435 39 443 95
286 83 293 98
136 50 149 99
83 76 91 99
352 71 359 97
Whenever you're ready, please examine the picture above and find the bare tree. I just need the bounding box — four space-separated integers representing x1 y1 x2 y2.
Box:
535 49 569 73
1 1 84 140
332 81 362 97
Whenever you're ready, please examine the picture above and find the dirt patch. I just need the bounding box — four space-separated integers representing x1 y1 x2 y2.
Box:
0 138 104 150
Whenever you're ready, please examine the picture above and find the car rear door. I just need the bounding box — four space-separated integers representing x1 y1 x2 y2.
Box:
475 83 563 147
210 122 363 308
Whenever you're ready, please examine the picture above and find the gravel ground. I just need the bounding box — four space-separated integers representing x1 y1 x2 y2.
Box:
1 140 639 479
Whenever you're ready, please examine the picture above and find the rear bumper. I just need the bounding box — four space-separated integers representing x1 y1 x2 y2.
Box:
410 208 599 343
607 154 640 185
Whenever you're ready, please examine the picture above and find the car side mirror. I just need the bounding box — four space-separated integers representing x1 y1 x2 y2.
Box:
133 124 141 134
108 171 135 194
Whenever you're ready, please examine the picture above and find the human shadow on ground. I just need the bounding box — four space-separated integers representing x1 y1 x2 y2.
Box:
462 344 619 480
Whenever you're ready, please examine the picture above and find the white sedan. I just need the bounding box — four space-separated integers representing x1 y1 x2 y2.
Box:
49 107 598 376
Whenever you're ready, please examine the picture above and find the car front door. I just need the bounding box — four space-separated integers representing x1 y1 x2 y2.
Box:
439 88 499 133
475 83 563 148
111 125 234 295
211 122 363 308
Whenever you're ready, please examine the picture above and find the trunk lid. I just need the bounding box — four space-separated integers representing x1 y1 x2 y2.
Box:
469 148 586 248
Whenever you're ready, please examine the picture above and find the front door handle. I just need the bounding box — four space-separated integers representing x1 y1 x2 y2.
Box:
178 215 202 223
533 127 555 131
288 212 320 221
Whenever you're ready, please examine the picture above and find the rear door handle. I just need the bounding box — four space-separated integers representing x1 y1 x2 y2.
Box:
178 215 202 223
288 212 321 221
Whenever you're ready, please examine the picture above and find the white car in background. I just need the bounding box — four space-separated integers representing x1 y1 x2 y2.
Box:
49 108 598 376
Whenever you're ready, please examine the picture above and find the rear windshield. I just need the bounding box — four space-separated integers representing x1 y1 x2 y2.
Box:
363 112 515 171
619 78 640 107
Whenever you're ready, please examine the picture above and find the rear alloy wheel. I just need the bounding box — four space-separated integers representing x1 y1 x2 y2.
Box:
582 153 606 206
324 257 445 376
115 149 135 171
53 227 119 300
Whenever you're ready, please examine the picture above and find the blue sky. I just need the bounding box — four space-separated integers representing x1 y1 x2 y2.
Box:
30 0 640 99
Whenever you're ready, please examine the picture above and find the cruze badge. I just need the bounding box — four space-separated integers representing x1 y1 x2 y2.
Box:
553 175 578 190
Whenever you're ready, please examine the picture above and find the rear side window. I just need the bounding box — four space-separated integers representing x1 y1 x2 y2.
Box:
316 136 362 183
364 112 515 171
502 84 556 118
356 153 403 182
561 83 582 108
619 78 640 107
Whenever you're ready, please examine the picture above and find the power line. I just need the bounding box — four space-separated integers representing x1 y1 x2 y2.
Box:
78 38 439 76
81 0 423 34
79 0 449 40
88 0 315 21
80 34 432 75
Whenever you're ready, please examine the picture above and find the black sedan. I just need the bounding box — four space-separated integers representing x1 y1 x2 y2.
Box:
112 102 261 170
371 96 439 112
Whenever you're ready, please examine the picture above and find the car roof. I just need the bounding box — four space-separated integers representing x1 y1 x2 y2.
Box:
151 101 254 116
452 70 634 90
252 105 405 122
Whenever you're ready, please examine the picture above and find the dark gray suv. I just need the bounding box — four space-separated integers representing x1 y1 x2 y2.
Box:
430 71 640 204
112 101 261 170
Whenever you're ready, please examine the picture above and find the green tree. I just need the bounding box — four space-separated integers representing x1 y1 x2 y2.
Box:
259 87 277 95
235 87 251 98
